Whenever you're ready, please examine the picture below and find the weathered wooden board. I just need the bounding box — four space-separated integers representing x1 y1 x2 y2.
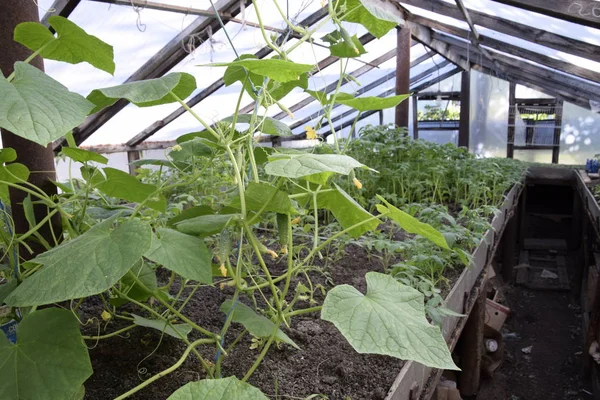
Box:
385 179 525 400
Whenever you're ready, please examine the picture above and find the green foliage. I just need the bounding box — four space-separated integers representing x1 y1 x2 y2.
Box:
0 309 92 399
322 272 457 369
168 377 268 400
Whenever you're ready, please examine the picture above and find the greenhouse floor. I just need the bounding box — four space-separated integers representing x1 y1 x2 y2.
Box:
477 278 591 400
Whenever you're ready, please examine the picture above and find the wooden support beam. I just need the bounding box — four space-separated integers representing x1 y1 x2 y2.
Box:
457 289 486 397
406 20 470 70
490 0 600 29
57 0 251 150
41 0 81 27
458 70 470 148
412 95 419 139
418 15 600 84
395 26 412 127
507 82 516 159
127 150 141 175
438 36 599 110
82 140 176 154
125 7 328 146
396 0 600 63
553 100 563 164
502 213 518 281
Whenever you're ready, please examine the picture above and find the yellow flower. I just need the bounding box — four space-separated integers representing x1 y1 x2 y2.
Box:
171 144 182 152
267 249 279 260
321 0 327 7
281 245 288 255
291 216 301 225
219 263 227 277
305 126 317 140
353 177 363 189
101 310 112 322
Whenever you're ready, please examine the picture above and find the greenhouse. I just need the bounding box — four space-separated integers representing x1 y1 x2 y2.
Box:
0 0 599 399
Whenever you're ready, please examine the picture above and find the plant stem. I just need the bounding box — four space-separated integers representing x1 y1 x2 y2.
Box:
284 306 322 318
113 338 215 400
82 324 137 340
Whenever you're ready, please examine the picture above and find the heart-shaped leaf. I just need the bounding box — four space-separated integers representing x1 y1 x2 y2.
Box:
132 314 192 340
61 147 108 164
87 73 196 114
322 272 457 369
208 58 313 83
94 167 166 212
338 0 399 38
0 308 92 399
5 216 152 307
0 62 94 146
167 376 268 400
14 16 114 74
222 114 292 136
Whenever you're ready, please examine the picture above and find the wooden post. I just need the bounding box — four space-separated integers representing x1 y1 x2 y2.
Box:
127 150 141 175
552 99 563 164
395 26 411 128
502 213 518 281
412 96 419 139
458 70 470 148
378 110 384 125
0 0 61 255
507 82 516 159
458 289 486 397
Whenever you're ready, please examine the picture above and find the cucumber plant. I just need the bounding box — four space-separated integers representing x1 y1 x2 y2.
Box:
0 2 459 399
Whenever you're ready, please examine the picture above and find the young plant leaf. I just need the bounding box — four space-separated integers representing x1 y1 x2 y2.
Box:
167 376 268 400
376 196 449 249
14 16 115 74
0 308 92 399
61 147 108 164
321 272 457 369
0 148 17 163
132 314 192 340
220 300 299 349
315 184 378 238
169 137 215 162
229 182 295 214
110 260 157 307
95 167 166 212
145 228 212 284
5 216 152 307
0 62 94 146
87 72 196 114
335 93 411 111
265 153 370 185
222 114 292 136
329 34 367 58
338 0 400 38
207 58 313 83
0 280 17 305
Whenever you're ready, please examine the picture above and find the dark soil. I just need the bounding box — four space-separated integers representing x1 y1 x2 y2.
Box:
81 241 466 400
478 271 591 400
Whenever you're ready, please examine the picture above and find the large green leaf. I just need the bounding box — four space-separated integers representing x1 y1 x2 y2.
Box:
95 167 166 212
145 228 212 284
220 300 299 349
87 72 196 114
316 184 378 238
0 308 92 399
168 377 268 400
14 16 114 74
265 153 370 185
174 214 237 237
61 147 108 164
322 272 457 369
338 0 399 38
209 58 313 83
229 182 295 214
0 62 94 146
0 281 17 305
132 314 192 340
376 196 449 249
222 114 291 136
5 217 152 307
335 93 411 111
